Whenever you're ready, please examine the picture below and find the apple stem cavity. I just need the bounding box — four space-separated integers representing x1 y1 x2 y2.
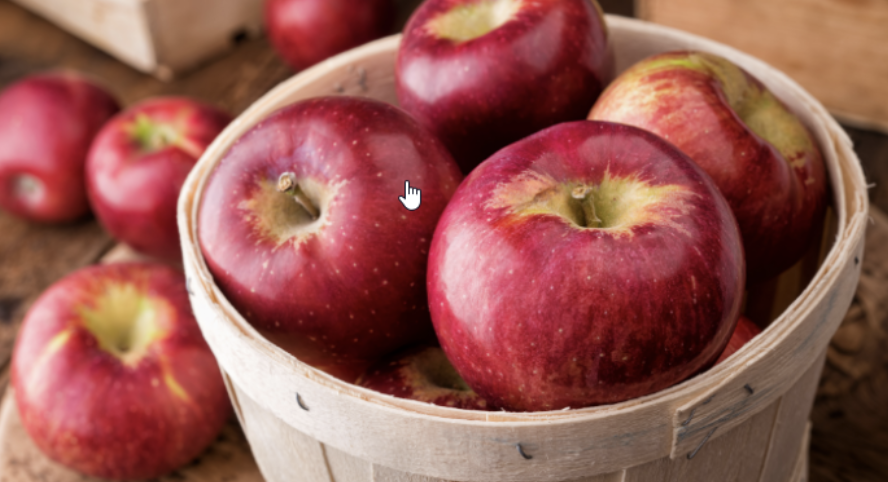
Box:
13 174 43 201
129 113 180 153
427 0 522 42
571 185 603 228
277 172 320 220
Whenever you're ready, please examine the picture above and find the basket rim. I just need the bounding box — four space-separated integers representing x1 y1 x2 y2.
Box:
177 16 868 427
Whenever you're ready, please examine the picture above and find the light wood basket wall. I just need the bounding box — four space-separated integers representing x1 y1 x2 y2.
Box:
177 16 868 482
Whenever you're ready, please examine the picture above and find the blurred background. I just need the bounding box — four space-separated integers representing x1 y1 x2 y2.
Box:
0 0 886 481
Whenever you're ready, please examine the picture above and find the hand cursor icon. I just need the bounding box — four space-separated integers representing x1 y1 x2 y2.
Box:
399 181 421 211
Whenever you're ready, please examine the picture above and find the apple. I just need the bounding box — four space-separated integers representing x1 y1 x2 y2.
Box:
11 262 231 480
715 315 761 365
396 0 613 173
0 72 118 223
589 51 827 281
427 121 745 412
358 345 492 410
266 0 395 71
197 96 463 371
86 97 231 263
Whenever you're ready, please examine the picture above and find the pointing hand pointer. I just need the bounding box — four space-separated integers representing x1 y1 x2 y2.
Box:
399 180 421 211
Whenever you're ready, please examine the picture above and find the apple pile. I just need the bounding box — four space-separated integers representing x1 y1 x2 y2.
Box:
1 75 235 478
0 72 231 264
194 0 827 413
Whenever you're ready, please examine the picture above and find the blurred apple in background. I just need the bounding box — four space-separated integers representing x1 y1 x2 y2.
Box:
428 121 744 412
358 345 492 410
715 315 761 364
266 0 395 71
590 51 827 281
86 97 231 263
198 96 462 376
0 72 118 223
397 0 613 173
12 262 231 480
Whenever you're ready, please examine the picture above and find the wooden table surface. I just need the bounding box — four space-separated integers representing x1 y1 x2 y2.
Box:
1 1 886 481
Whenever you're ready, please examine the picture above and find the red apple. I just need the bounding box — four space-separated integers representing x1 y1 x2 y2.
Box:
198 96 463 370
589 51 827 281
86 97 231 263
715 315 761 365
0 72 118 223
358 345 492 410
266 0 395 71
396 0 613 173
11 262 231 480
428 121 745 412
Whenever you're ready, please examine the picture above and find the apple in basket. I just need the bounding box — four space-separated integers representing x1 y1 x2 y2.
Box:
358 345 492 410
715 315 761 365
266 0 395 71
0 72 118 223
197 96 463 379
396 0 613 173
589 51 827 282
427 121 745 411
11 262 231 480
86 97 231 263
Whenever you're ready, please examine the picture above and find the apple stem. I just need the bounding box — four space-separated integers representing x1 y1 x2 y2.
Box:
130 113 178 152
277 172 320 220
571 186 603 228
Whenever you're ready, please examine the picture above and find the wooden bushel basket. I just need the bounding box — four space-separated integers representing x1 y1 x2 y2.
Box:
9 0 264 79
177 16 868 482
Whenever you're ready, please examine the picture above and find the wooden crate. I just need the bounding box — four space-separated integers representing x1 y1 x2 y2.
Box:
8 0 264 80
177 16 868 482
636 0 888 133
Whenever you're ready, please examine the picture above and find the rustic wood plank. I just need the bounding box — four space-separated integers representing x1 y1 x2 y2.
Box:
565 473 624 482
637 0 888 133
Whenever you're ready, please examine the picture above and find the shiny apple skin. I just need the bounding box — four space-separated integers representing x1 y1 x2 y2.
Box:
428 121 745 411
198 96 463 366
715 315 761 365
396 0 613 173
358 345 492 410
0 72 119 223
590 51 827 281
266 0 394 71
86 97 231 263
11 263 231 480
